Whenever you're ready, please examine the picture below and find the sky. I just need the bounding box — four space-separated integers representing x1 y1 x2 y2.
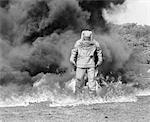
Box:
103 0 150 25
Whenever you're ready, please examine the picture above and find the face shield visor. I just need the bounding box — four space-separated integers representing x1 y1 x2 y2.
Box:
81 30 93 41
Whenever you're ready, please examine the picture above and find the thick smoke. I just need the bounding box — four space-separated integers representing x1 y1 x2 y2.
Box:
96 33 131 75
17 0 90 43
0 0 130 89
78 0 125 30
103 0 150 26
0 8 14 41
0 0 10 9
0 0 127 43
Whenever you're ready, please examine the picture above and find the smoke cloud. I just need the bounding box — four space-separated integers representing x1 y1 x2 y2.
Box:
95 33 132 75
0 0 146 107
78 0 125 30
0 0 139 99
103 0 150 25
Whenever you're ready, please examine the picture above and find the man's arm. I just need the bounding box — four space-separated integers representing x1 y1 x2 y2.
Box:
70 41 79 65
94 40 102 66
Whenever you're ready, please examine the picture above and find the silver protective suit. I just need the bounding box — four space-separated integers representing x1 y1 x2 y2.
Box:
70 30 102 92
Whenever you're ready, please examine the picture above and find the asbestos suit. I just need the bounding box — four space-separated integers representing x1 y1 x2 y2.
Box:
70 30 102 93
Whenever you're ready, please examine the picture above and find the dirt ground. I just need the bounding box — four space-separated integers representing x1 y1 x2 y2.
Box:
0 95 150 122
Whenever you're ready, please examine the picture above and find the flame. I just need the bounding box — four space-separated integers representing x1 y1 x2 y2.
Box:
136 89 150 97
0 75 139 107
0 89 137 108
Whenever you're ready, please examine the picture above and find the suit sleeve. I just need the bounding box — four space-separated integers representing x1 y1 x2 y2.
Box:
95 41 102 65
70 41 78 64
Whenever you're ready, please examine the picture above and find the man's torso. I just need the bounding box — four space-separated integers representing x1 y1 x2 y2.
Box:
76 40 97 68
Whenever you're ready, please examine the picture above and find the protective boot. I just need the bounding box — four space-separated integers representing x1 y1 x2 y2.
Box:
89 90 97 98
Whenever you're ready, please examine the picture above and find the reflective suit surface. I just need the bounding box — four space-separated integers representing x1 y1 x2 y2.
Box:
70 30 102 93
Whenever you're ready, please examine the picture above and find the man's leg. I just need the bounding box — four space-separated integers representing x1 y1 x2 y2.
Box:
87 68 96 95
75 68 86 94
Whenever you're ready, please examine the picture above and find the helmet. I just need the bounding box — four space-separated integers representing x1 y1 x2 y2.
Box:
81 30 93 41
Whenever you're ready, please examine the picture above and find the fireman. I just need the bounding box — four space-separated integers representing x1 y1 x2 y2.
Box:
70 30 102 95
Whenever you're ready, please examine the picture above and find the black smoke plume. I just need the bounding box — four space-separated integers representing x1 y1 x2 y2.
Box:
78 0 125 30
0 0 128 87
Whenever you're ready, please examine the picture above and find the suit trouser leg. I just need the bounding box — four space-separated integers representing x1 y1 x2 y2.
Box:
87 67 96 91
75 68 86 93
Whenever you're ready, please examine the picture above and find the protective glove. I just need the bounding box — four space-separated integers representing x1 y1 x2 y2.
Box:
71 60 76 66
70 58 75 65
96 61 102 67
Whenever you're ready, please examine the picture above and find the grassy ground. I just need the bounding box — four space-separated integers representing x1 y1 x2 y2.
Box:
0 96 150 122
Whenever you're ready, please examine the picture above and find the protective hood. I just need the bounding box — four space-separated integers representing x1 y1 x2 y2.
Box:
81 30 93 41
